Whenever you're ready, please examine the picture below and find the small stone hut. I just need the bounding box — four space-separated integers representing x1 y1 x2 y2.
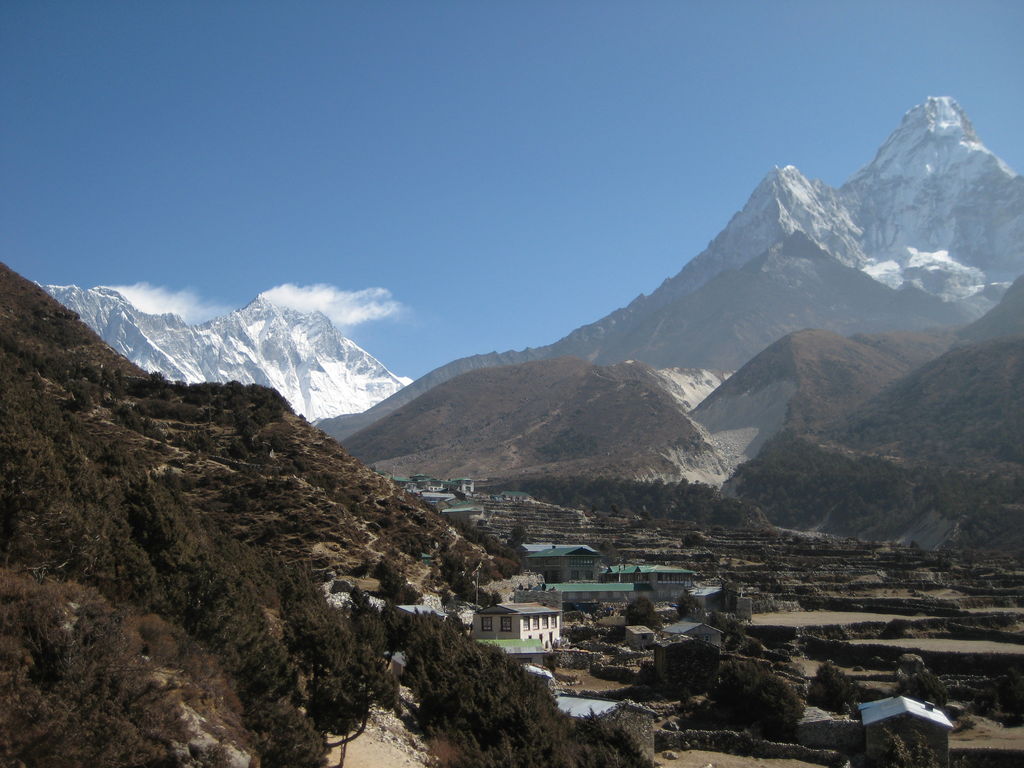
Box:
859 696 953 767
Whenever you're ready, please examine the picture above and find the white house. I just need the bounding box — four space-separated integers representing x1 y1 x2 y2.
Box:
472 602 562 649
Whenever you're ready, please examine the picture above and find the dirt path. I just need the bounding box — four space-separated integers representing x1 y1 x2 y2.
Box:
334 733 430 768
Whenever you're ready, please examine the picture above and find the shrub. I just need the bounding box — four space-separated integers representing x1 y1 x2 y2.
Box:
808 661 860 713
897 668 947 707
712 659 803 741
625 596 662 630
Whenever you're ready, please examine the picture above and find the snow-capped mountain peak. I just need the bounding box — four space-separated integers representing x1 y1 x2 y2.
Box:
44 284 410 421
839 97 1023 302
849 96 1014 185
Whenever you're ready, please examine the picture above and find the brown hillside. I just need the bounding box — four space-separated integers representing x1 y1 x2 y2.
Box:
344 356 727 483
836 335 1024 470
956 274 1024 343
692 328 950 462
0 262 498 766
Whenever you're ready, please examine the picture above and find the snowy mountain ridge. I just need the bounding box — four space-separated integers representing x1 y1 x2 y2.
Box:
44 284 410 421
669 97 1021 309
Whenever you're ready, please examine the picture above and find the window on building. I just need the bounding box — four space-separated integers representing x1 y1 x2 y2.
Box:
481 617 492 631
533 616 540 629
542 615 549 628
500 616 512 632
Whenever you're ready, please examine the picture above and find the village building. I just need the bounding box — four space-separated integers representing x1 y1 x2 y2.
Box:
624 625 657 650
602 563 697 588
445 477 475 494
662 620 723 647
472 602 562 649
477 638 548 665
384 473 476 496
523 663 556 688
525 544 602 583
540 581 652 606
419 491 457 505
395 604 447 620
493 490 533 502
689 585 725 612
653 637 720 697
439 502 487 525
555 696 656 758
859 696 953 767
602 563 697 600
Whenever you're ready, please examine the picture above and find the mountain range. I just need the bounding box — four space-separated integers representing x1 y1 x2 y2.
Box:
43 284 410 422
321 96 1022 441
726 282 1024 550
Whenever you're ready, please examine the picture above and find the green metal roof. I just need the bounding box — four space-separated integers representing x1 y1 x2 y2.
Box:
477 639 546 649
544 582 648 592
605 564 696 574
526 546 598 559
444 503 485 512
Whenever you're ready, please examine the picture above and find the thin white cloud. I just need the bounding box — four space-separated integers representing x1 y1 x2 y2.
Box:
106 283 231 324
261 283 405 328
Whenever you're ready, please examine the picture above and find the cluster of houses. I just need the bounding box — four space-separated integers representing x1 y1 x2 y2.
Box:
389 537 959 766
382 472 536 508
516 542 751 617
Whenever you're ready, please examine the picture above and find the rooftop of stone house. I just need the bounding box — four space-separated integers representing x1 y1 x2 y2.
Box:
859 696 953 729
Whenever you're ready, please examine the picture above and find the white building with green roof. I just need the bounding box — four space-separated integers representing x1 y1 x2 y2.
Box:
472 602 562 649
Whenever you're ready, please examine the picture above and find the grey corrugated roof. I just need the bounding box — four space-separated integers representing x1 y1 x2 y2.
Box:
478 602 558 615
664 621 719 635
396 604 446 618
523 663 554 679
690 586 723 597
555 695 620 719
859 696 953 729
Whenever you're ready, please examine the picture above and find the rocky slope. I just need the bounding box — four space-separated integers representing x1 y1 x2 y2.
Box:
44 284 410 421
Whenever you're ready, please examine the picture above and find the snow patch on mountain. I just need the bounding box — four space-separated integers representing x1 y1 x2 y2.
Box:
44 285 410 421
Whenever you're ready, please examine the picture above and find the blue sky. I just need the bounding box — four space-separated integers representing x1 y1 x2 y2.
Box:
3 1 1022 378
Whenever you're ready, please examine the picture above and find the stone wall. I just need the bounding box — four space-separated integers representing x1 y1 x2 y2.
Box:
514 589 562 609
590 663 638 683
797 716 864 752
803 637 1023 677
653 638 720 698
950 747 1024 768
655 728 849 768
605 704 656 759
552 649 597 669
865 719 948 768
